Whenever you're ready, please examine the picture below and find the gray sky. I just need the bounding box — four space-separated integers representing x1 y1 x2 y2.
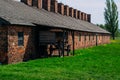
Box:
16 0 120 28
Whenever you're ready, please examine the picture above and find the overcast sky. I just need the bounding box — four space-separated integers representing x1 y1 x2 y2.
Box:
16 0 120 28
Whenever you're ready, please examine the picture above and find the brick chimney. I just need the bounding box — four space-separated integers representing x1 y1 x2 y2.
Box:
83 13 85 21
83 12 87 21
42 0 51 11
51 0 58 13
74 9 78 19
83 13 86 21
64 5 69 16
69 7 74 17
58 3 64 15
21 0 32 6
78 11 81 20
81 12 84 20
87 14 91 22
32 0 42 9
38 0 42 9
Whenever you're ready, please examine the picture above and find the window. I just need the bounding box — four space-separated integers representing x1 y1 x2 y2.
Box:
18 32 24 46
79 33 81 41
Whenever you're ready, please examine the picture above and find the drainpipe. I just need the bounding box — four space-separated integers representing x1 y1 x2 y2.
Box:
96 33 98 46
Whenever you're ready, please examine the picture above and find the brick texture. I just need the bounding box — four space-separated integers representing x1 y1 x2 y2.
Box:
38 0 42 9
81 12 84 20
68 31 110 50
7 26 36 64
87 14 91 22
74 9 78 19
64 5 69 16
58 3 64 15
69 8 74 17
78 11 81 20
22 0 32 6
51 0 58 13
32 0 42 9
0 27 8 63
42 0 51 11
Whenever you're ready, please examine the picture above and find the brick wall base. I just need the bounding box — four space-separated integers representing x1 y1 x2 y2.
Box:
0 27 8 63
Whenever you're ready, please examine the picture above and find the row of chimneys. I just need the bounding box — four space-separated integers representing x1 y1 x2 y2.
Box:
21 0 91 22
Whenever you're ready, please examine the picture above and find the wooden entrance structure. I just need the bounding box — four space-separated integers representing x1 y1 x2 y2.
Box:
38 27 72 57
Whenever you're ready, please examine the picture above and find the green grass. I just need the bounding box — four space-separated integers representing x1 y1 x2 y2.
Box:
0 40 120 80
115 37 120 40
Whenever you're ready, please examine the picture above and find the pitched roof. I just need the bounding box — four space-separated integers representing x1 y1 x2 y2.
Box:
0 0 110 34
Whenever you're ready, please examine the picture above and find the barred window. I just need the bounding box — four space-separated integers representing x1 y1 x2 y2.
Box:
18 32 24 46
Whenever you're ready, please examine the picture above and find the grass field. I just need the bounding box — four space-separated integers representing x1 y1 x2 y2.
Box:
0 40 120 80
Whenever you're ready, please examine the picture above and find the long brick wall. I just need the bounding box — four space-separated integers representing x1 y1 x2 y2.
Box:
0 26 110 64
68 31 110 50
0 26 8 63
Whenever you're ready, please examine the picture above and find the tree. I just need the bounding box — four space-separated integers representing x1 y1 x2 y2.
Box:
96 24 106 30
116 29 120 37
104 0 119 40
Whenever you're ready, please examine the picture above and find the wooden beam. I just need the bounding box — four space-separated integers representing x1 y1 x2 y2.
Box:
62 30 65 57
96 33 98 46
50 29 63 32
72 31 75 56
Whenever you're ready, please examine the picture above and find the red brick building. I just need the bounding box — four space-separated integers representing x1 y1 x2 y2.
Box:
0 0 110 64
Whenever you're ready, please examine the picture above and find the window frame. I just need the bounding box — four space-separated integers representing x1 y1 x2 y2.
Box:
18 32 24 46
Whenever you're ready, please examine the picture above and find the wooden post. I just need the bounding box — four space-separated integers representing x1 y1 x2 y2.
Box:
62 30 65 57
96 33 98 46
72 31 75 56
